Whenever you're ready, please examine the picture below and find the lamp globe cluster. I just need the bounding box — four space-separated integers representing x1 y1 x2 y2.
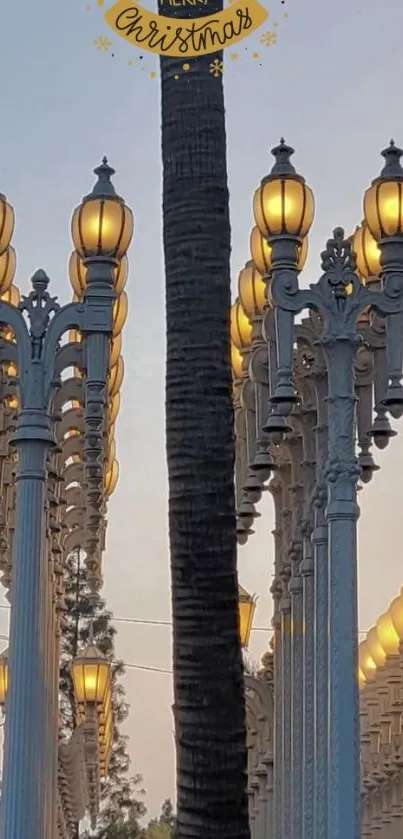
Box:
358 588 403 690
68 157 134 501
0 199 22 412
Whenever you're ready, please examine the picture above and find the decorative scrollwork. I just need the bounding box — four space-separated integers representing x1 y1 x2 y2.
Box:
20 270 60 360
320 227 358 298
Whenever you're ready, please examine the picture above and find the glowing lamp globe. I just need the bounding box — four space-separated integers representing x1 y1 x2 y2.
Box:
0 194 15 257
0 246 16 294
390 590 403 641
113 292 128 337
358 640 376 683
366 625 386 668
238 585 256 649
231 342 243 381
250 225 308 276
364 141 403 240
72 643 111 706
69 329 82 345
108 423 115 446
69 250 129 297
253 140 314 239
110 333 122 369
100 681 112 724
107 439 116 471
352 223 381 281
105 460 119 497
0 648 8 706
376 610 399 657
71 158 134 259
1 286 20 308
358 669 366 691
230 299 252 351
109 393 121 425
238 260 266 320
108 356 124 398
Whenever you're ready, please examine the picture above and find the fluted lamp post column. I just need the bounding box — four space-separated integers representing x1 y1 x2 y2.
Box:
253 137 403 839
0 159 133 839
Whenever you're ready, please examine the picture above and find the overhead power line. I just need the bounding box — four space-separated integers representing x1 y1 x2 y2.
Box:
0 602 368 635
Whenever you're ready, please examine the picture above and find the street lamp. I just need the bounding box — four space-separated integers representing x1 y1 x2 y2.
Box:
238 585 257 649
252 138 403 839
72 642 111 707
72 638 114 781
0 157 133 839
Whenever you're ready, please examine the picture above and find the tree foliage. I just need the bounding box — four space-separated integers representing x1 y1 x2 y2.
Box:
59 550 146 836
142 799 176 839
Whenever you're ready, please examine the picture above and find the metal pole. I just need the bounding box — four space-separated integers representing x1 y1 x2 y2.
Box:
288 432 304 839
323 336 360 839
279 461 292 839
1 406 54 839
312 369 329 839
269 476 283 839
296 369 316 839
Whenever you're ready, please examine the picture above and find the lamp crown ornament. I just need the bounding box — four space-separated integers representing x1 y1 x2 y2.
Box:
91 156 118 198
377 139 403 182
320 226 357 297
31 268 50 294
268 138 300 180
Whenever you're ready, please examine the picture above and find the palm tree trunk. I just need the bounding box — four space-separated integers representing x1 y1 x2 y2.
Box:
160 8 250 839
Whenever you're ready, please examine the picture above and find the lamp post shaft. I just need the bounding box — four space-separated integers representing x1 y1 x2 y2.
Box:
1 413 53 839
313 372 329 839
280 599 291 839
289 433 304 839
299 405 316 839
324 338 360 839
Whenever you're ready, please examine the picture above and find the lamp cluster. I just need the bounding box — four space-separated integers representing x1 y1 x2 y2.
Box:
359 589 403 685
229 139 403 546
68 157 134 505
0 158 135 839
0 193 21 412
358 588 403 832
229 137 403 839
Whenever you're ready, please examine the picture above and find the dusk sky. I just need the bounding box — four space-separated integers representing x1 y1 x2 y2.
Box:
1 0 403 818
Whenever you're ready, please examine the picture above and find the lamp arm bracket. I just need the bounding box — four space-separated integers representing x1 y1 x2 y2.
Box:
43 303 86 405
54 344 85 380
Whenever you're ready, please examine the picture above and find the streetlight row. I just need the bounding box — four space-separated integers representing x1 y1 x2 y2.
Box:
228 138 403 839
0 159 135 839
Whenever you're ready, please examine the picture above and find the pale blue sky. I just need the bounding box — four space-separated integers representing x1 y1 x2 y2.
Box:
1 0 403 818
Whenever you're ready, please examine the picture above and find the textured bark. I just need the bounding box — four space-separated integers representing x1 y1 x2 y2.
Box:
160 7 250 839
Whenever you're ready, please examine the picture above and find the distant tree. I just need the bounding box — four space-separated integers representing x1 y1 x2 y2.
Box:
59 549 146 836
142 799 176 839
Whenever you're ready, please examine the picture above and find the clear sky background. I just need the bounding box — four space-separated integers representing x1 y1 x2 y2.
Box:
1 0 403 819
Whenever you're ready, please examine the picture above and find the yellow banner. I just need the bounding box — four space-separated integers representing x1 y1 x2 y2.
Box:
104 0 268 57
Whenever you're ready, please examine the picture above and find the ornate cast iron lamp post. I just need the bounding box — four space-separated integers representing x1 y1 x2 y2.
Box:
251 138 403 839
0 159 133 839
